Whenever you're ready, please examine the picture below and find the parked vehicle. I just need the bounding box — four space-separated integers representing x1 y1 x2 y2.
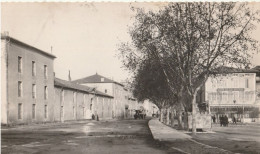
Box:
134 110 146 119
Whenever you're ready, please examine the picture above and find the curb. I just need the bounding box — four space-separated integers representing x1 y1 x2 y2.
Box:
148 119 234 154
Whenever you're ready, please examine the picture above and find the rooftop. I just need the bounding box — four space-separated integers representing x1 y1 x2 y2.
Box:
1 34 56 59
213 66 259 74
54 78 113 98
72 73 124 87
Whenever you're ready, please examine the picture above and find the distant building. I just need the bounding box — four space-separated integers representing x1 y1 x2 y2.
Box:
204 67 260 123
143 100 159 116
73 73 138 119
54 78 113 121
1 35 56 124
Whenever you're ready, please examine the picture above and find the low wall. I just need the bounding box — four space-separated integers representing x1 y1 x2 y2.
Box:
188 112 211 130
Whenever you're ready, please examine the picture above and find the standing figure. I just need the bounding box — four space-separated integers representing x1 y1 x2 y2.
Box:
212 115 216 123
224 115 228 127
220 115 223 126
232 116 237 124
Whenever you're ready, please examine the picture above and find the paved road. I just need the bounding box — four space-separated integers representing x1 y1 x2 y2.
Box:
212 124 260 142
1 119 177 154
192 124 260 154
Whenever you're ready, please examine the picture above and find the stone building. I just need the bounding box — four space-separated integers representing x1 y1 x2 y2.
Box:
1 35 138 125
54 78 114 121
204 67 260 123
72 73 138 119
1 35 56 125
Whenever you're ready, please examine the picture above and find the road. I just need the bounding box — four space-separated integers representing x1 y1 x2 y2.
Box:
192 124 260 154
1 118 177 154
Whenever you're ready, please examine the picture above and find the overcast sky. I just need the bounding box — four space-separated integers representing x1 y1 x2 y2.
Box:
2 2 260 82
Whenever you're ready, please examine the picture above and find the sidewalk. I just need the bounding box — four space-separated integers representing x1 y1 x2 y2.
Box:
148 118 233 154
148 118 191 141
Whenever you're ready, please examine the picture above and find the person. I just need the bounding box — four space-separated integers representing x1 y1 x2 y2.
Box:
232 116 237 124
212 115 216 123
224 115 228 127
220 115 223 126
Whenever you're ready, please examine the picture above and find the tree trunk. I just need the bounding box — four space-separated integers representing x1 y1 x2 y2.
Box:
177 111 183 129
160 108 163 122
171 109 175 127
166 108 170 125
192 90 199 135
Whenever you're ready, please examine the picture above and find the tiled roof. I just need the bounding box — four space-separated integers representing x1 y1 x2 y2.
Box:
54 78 113 98
1 34 56 59
72 73 124 86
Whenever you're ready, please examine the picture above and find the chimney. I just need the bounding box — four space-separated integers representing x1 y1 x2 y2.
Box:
68 70 71 81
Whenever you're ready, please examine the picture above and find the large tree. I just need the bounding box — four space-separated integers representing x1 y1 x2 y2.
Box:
119 2 259 134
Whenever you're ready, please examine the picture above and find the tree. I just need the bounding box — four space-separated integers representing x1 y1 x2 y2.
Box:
119 2 259 135
131 58 179 123
250 108 260 120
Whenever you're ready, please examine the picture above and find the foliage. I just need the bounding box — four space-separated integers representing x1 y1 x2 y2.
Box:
250 108 260 118
118 2 259 133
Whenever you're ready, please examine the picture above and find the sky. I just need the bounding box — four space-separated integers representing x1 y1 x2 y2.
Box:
2 2 260 82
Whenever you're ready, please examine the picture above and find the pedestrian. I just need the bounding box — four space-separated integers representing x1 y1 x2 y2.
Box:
212 115 216 123
96 114 99 121
220 115 223 126
232 116 236 124
224 115 228 127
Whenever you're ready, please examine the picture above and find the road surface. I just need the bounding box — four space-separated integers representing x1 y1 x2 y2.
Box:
191 124 260 154
1 119 178 154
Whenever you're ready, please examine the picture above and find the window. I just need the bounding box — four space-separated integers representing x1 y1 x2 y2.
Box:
90 98 93 110
61 106 64 118
32 104 36 119
44 105 48 118
44 86 48 100
32 84 36 99
61 90 64 102
233 78 238 88
222 92 228 101
83 94 86 104
245 91 251 101
234 91 239 101
239 91 244 101
105 89 107 93
212 93 216 101
18 103 22 119
228 92 233 101
44 65 48 79
32 61 36 76
83 107 85 117
18 81 22 97
18 56 22 73
73 92 77 103
217 92 222 101
245 78 249 88
251 91 254 101
73 106 75 117
207 93 212 101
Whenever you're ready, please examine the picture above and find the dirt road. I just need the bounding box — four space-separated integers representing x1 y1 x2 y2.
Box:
2 119 179 154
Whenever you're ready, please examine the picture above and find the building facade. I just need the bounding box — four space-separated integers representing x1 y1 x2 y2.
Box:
1 35 56 125
1 35 139 125
205 70 259 123
73 73 139 119
54 78 114 122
